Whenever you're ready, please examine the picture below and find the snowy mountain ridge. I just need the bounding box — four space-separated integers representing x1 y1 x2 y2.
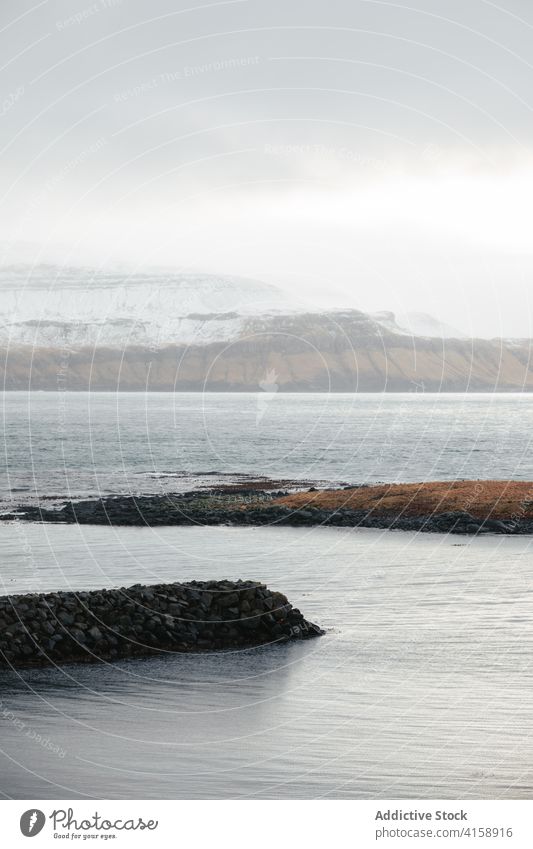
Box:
0 266 299 347
0 265 467 348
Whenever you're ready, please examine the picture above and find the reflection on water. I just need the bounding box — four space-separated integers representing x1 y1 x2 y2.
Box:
0 524 532 799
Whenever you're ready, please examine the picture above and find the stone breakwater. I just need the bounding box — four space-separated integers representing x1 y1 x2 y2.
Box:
0 580 323 668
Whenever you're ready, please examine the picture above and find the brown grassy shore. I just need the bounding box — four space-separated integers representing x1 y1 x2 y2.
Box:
272 480 533 522
7 479 533 534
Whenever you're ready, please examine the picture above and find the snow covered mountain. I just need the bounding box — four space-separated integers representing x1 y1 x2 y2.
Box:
1 265 532 391
0 264 470 349
0 265 299 348
395 312 468 339
370 310 467 339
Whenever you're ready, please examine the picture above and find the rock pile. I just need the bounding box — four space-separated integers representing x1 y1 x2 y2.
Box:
0 580 323 668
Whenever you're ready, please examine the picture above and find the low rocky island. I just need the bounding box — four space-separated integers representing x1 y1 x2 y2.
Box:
0 580 323 668
5 479 533 535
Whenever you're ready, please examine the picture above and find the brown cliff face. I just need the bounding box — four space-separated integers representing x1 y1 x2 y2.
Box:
1 312 532 391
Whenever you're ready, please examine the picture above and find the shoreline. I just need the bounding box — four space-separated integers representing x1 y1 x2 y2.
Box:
5 479 533 536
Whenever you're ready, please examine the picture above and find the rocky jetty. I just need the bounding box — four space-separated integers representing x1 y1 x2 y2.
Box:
0 580 323 668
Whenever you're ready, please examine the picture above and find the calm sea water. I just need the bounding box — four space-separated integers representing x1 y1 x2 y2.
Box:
0 524 532 800
0 393 532 799
1 392 533 504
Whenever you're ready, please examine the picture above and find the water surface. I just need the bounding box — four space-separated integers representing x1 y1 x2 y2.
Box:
0 523 531 799
1 392 531 799
2 392 532 505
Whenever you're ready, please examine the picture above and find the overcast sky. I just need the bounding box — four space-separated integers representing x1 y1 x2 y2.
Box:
1 0 533 336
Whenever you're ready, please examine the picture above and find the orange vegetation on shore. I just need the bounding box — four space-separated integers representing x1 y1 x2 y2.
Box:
273 480 533 521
